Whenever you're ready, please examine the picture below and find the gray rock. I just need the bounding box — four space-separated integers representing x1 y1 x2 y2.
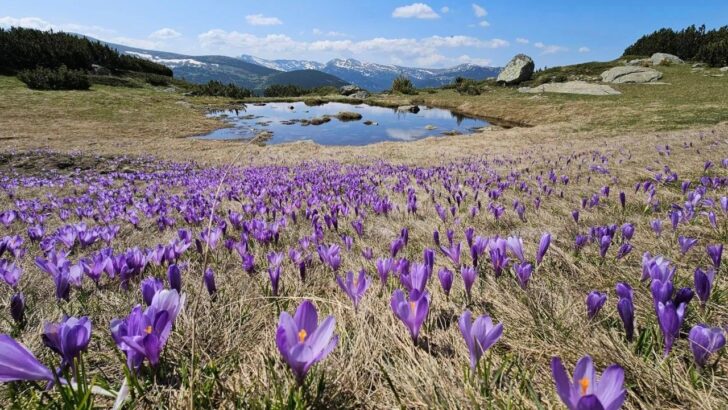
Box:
349 90 370 99
396 105 420 113
650 53 683 66
720 67 728 72
519 81 621 96
626 59 650 66
601 66 663 84
496 54 535 85
340 85 363 96
692 62 707 68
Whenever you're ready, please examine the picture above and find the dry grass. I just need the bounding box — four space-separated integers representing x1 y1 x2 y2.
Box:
0 66 728 409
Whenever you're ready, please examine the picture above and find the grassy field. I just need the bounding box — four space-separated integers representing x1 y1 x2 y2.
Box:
1 63 728 409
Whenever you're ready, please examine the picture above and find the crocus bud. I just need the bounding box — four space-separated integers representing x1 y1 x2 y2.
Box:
10 292 24 324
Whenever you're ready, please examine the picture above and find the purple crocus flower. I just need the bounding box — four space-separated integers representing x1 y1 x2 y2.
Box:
336 269 370 310
572 210 580 223
140 277 164 306
650 279 674 306
536 233 551 265
694 267 715 306
586 291 607 319
390 237 405 258
616 282 634 341
706 244 723 270
515 262 532 290
461 265 477 299
0 260 22 289
490 247 509 278
458 310 503 369
42 316 92 370
204 267 217 297
0 334 54 382
111 289 184 370
438 267 453 297
167 264 182 293
650 219 663 237
275 300 338 384
616 243 633 260
550 355 626 410
657 301 686 356
574 235 588 252
620 223 634 241
619 191 626 210
506 236 526 263
678 236 698 255
599 235 612 258
10 292 24 324
268 266 281 296
440 242 461 266
689 324 726 367
391 289 430 344
376 257 393 287
317 244 341 271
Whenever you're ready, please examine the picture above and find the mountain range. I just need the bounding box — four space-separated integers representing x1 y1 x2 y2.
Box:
103 41 501 92
241 55 501 91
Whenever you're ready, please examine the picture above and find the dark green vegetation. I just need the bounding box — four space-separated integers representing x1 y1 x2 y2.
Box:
266 69 348 89
0 27 171 76
263 84 340 97
624 24 728 66
18 65 91 90
391 75 416 95
190 80 253 99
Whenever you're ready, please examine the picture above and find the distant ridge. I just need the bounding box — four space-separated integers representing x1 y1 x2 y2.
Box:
241 55 502 91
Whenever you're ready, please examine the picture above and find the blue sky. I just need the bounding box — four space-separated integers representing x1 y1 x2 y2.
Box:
2 1 727 68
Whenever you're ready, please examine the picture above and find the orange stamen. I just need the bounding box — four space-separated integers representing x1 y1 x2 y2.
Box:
579 378 590 396
145 325 152 334
298 329 307 343
409 301 416 313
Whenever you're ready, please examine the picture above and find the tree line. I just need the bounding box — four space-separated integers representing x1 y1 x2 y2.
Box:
0 27 172 76
624 24 728 67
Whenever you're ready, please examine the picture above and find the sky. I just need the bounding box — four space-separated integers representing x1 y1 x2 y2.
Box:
2 1 727 68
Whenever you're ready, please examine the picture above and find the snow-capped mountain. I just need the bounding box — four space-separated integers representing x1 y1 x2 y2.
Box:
240 55 324 72
240 56 502 91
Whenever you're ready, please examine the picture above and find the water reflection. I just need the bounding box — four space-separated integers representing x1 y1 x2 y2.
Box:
196 102 489 146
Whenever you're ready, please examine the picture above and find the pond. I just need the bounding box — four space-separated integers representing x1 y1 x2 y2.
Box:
195 101 491 146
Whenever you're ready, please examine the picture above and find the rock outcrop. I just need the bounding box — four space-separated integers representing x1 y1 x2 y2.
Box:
601 66 663 84
650 53 683 66
496 54 534 85
518 81 621 96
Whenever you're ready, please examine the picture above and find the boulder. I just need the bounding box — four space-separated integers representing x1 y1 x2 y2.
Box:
650 53 683 66
349 90 370 99
519 81 621 96
496 54 534 85
720 67 728 72
333 111 363 121
396 105 420 113
340 85 363 96
600 66 662 84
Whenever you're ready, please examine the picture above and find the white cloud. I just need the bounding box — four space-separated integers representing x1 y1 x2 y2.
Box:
149 28 181 40
457 54 492 66
479 20 490 27
198 30 508 67
245 14 282 26
392 3 440 19
312 28 348 37
516 37 529 44
440 6 450 13
472 4 487 17
534 42 568 55
578 46 590 53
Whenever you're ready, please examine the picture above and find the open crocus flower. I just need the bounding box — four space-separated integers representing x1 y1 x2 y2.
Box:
111 289 184 370
678 236 698 255
0 334 54 382
391 289 430 344
458 310 503 369
688 324 726 367
551 355 626 410
336 269 370 310
275 300 338 385
42 316 92 371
